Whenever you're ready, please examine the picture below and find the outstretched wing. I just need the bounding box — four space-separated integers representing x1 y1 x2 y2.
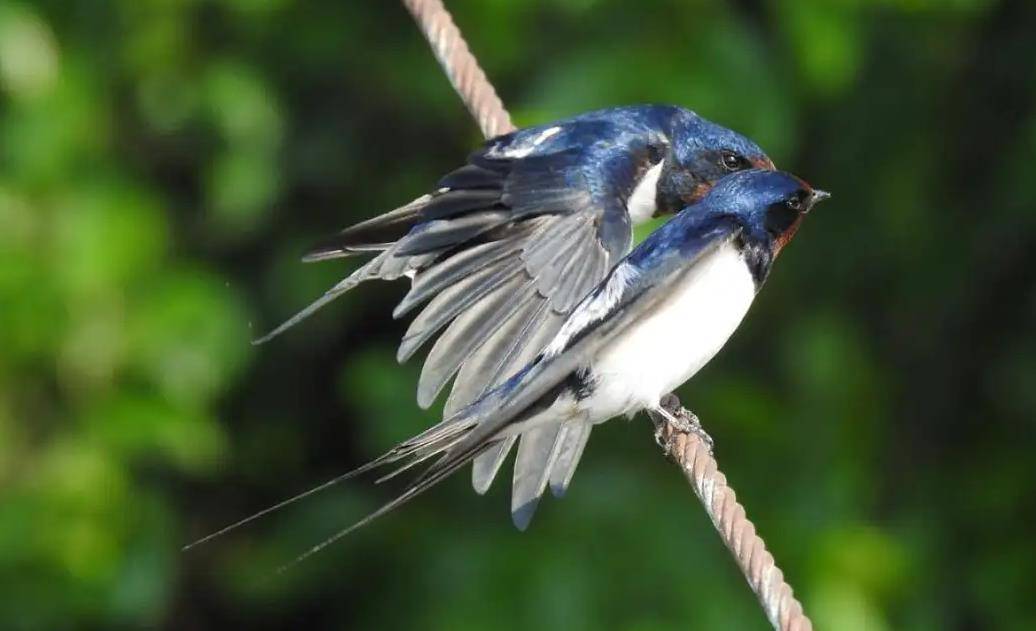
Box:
362 120 667 497
394 120 665 406
266 112 671 508
402 122 668 501
315 213 743 539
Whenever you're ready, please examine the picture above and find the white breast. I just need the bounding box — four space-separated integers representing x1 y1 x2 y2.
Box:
627 161 664 224
583 241 756 419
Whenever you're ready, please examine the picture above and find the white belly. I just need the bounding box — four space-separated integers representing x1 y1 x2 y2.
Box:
582 242 756 419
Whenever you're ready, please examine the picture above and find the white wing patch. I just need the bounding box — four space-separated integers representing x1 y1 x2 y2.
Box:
542 262 639 358
627 160 663 225
490 126 562 159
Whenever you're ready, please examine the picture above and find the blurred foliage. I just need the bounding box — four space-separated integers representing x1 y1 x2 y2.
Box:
1 0 1035 629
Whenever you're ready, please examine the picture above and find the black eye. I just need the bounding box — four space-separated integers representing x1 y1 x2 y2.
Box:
785 197 803 211
720 152 747 171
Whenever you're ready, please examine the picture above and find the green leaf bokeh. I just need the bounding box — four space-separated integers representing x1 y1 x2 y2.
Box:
1 1 1035 629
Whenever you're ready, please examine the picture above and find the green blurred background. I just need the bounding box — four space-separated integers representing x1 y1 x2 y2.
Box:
2 0 1035 629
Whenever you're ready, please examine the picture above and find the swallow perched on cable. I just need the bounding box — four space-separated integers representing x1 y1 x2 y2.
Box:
282 170 829 556
257 105 775 511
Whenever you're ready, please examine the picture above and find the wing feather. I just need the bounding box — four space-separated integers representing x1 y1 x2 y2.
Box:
447 300 558 417
420 189 503 221
393 224 534 319
519 212 589 273
416 275 536 408
302 195 429 261
397 262 521 362
396 210 512 256
437 162 507 190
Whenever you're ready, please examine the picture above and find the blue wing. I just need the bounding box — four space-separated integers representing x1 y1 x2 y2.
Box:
261 107 686 509
326 211 744 535
299 109 678 493
394 112 672 413
399 117 669 501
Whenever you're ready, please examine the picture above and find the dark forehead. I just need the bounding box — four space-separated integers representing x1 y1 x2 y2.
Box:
712 169 805 209
681 112 768 158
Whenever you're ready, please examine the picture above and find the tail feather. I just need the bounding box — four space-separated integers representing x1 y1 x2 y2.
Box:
472 435 517 495
182 412 477 553
548 421 591 498
276 443 492 575
274 409 510 572
181 446 401 553
372 431 471 485
189 325 584 564
511 423 565 530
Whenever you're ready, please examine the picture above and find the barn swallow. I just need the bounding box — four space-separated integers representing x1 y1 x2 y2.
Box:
257 105 774 510
290 169 829 551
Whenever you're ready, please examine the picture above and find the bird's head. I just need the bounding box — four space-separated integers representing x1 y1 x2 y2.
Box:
658 112 775 213
710 169 829 256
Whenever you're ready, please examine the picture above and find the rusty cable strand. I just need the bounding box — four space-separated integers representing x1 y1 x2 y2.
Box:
649 395 813 631
401 2 813 629
401 0 515 138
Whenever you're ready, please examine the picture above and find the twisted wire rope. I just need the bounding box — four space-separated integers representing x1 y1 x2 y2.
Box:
401 2 813 628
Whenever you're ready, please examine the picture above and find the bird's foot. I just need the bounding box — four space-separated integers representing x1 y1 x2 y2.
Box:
649 393 714 456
